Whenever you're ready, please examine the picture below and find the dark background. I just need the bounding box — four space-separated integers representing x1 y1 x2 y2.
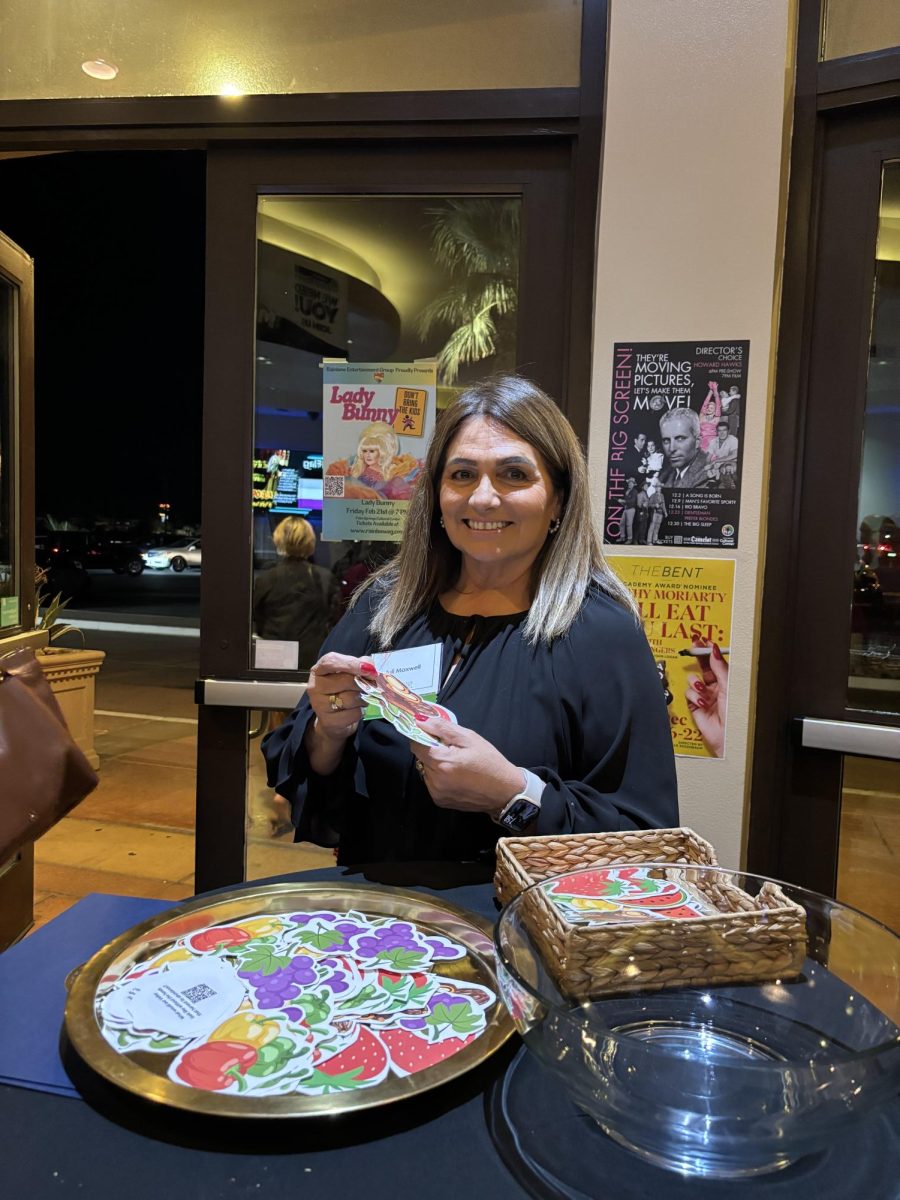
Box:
0 149 206 527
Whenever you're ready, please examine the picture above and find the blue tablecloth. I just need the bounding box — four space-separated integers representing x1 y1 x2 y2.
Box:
3 868 898 1200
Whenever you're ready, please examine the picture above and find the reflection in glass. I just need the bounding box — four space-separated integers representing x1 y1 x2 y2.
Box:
850 162 900 713
837 757 900 933
822 0 900 61
0 0 581 101
0 276 18 629
246 194 521 867
250 194 521 674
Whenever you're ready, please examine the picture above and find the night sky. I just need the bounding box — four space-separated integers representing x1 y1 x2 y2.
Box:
0 149 205 527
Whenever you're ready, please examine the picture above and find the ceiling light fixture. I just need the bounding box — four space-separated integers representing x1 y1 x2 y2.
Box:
81 59 119 81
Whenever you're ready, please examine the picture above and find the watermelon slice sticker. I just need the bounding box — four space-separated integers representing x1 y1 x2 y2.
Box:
541 866 717 925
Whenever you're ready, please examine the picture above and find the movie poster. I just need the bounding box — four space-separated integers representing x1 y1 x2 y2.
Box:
603 341 749 549
610 556 736 759
322 361 437 541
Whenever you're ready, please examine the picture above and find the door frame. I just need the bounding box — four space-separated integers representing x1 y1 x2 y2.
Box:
198 138 579 889
748 1 900 892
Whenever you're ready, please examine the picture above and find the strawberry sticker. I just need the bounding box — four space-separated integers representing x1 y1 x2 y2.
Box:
304 1026 390 1092
380 1029 476 1077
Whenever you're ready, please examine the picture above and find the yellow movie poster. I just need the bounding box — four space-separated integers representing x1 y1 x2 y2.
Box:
610 557 736 759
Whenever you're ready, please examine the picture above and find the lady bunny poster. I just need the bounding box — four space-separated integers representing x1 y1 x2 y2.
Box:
322 361 437 542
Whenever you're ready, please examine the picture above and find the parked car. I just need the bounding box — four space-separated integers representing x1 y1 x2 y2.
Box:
35 545 92 601
38 531 145 575
142 539 202 572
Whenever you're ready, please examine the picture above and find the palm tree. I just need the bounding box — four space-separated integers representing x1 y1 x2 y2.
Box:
416 199 519 385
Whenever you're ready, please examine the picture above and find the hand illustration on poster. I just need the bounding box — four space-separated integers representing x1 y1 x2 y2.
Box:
604 341 749 549
322 362 437 542
609 556 735 758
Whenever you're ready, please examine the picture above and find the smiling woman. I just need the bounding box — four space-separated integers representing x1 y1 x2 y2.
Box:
262 375 678 870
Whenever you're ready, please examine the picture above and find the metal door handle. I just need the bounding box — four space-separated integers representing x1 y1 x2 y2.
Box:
796 717 900 760
195 678 307 709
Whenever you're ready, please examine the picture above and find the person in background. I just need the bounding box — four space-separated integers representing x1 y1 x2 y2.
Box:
253 516 338 670
263 375 677 869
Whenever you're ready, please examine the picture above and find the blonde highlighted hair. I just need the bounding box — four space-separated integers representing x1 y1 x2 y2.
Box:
359 375 638 646
273 516 316 560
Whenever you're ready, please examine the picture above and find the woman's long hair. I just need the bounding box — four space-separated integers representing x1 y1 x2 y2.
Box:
360 375 638 646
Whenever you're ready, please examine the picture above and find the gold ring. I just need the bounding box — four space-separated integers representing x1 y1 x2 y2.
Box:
329 693 344 712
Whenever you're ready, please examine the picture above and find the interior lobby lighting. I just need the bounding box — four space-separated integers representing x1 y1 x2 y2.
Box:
218 83 244 98
81 60 118 81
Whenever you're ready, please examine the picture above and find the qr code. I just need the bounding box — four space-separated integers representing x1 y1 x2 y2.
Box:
323 476 345 498
182 983 216 1004
673 536 683 545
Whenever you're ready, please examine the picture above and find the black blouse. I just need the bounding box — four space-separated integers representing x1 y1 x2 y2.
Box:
262 587 678 865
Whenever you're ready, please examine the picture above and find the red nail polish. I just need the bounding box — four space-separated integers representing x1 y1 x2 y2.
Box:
712 642 723 661
360 662 377 676
414 713 429 723
691 679 706 693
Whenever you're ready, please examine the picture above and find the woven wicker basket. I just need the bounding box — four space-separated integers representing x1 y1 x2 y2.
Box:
494 830 807 999
494 826 718 907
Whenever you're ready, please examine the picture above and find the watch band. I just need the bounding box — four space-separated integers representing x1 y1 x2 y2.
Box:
494 769 544 833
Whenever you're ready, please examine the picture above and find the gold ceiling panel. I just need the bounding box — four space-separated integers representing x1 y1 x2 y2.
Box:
0 0 581 101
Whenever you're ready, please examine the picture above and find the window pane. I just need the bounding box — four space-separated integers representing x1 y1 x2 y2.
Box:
822 0 900 60
250 193 521 672
837 756 900 932
850 162 900 713
0 0 580 100
0 275 19 631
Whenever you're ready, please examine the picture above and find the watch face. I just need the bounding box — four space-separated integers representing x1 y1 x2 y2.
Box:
499 798 540 833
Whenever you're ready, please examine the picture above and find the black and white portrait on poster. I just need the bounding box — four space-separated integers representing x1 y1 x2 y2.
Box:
603 340 749 549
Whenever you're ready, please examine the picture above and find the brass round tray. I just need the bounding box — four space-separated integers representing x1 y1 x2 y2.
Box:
65 881 513 1118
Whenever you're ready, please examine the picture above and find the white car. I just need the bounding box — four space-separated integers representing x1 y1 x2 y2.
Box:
142 539 202 572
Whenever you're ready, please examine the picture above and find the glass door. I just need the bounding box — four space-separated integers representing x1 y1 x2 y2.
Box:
196 142 572 891
753 108 900 927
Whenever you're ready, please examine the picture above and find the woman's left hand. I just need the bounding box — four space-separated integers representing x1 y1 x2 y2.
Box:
409 718 524 816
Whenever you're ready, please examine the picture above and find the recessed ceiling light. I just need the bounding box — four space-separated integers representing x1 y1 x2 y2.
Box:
81 59 119 81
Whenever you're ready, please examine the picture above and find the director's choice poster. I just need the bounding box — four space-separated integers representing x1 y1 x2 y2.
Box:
610 556 736 759
603 341 749 550
322 361 437 542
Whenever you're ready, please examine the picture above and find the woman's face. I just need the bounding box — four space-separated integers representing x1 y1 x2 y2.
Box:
647 440 656 453
439 416 561 574
361 444 380 467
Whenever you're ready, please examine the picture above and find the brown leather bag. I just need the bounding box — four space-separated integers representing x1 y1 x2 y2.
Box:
0 647 99 861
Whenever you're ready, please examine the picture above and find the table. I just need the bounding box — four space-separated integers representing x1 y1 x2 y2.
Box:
3 865 899 1200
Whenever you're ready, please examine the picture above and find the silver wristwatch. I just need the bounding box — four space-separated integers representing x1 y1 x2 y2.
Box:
494 768 544 834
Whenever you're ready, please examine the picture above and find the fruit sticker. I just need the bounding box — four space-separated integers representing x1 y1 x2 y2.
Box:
94 907 495 1097
541 866 718 925
355 673 457 747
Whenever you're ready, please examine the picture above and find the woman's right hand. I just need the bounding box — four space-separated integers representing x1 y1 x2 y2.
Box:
307 652 374 739
304 653 375 773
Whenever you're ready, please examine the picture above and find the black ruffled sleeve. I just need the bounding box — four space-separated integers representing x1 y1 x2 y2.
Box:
261 589 377 845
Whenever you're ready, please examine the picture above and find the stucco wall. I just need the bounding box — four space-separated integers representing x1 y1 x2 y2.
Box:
589 0 796 866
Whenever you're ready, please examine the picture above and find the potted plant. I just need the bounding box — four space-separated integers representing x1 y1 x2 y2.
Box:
34 572 105 770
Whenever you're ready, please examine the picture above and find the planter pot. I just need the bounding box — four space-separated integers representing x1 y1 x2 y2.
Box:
36 646 106 770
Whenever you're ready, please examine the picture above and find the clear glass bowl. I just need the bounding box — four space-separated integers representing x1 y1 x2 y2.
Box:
493 863 900 1180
